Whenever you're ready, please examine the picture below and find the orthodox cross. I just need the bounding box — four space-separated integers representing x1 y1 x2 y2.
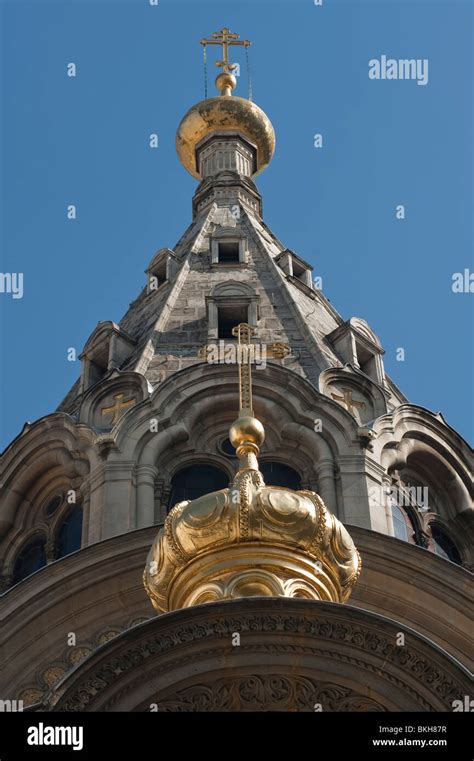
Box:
101 393 136 424
232 322 255 416
200 27 251 74
331 388 365 416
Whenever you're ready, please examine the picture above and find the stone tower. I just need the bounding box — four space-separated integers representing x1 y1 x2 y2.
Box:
0 28 472 712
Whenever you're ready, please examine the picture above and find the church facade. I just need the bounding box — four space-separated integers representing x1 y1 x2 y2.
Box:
0 29 472 713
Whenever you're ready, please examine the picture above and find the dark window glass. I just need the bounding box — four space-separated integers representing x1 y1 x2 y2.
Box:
220 438 236 458
57 506 83 559
218 241 240 263
431 525 462 564
260 462 301 490
12 539 47 585
168 465 229 511
218 306 248 339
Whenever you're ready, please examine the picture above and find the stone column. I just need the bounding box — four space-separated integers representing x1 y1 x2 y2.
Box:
136 465 158 528
316 459 338 517
382 475 394 537
87 461 136 541
80 480 91 548
337 454 373 530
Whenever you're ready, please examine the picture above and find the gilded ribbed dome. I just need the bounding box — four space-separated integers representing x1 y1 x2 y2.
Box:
176 95 275 179
144 462 361 614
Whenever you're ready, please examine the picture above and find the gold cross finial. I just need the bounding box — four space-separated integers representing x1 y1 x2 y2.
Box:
228 323 265 473
200 27 251 74
232 322 255 417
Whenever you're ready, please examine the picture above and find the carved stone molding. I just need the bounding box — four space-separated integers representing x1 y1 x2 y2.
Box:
156 675 387 712
38 598 471 713
18 617 151 707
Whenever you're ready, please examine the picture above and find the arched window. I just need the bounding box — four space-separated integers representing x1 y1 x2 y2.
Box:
168 465 229 511
260 462 301 490
430 525 462 565
56 505 83 559
390 504 410 542
12 538 47 585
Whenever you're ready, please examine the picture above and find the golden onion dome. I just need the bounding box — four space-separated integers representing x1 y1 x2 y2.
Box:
176 87 275 179
144 477 361 614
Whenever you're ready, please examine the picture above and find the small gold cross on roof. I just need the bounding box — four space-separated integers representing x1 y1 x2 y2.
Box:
331 388 365 416
101 393 136 424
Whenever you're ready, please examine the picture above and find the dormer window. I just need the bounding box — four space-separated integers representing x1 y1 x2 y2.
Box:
327 318 385 386
211 237 246 265
145 248 179 291
275 249 313 290
79 322 136 392
148 258 167 290
356 340 379 380
207 282 259 341
291 258 313 288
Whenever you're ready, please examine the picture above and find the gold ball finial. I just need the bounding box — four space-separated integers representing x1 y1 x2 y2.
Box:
215 72 237 96
229 415 265 455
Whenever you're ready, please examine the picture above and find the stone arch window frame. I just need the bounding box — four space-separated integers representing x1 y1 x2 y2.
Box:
399 459 460 526
2 486 79 586
210 229 248 266
380 424 472 539
206 282 260 341
396 458 470 566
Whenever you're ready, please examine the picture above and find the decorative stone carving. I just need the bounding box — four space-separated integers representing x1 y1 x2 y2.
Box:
37 599 471 713
156 676 387 712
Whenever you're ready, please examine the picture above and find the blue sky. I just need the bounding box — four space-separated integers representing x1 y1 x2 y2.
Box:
0 0 472 450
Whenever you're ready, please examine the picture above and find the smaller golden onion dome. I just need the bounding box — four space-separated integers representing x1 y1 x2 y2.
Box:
176 96 275 180
176 28 276 179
